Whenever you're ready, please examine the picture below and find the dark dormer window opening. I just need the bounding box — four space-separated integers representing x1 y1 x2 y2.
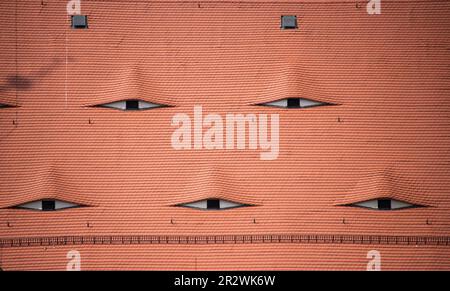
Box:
206 199 220 210
126 100 139 110
377 199 392 210
287 98 300 108
42 200 56 211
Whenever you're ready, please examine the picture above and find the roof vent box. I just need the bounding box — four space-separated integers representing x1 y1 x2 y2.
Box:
71 15 88 29
281 15 297 29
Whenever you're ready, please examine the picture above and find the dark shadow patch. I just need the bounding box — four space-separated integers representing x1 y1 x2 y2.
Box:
5 75 32 90
0 57 63 92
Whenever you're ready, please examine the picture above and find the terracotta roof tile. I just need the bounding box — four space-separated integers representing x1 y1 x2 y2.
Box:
1 0 450 270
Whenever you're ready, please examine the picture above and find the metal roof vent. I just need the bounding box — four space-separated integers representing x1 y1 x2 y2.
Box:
71 15 88 29
281 15 297 29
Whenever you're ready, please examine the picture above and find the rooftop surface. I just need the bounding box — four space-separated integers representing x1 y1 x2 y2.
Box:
1 0 450 270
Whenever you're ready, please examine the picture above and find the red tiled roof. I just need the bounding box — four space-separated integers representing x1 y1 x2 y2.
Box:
1 0 450 270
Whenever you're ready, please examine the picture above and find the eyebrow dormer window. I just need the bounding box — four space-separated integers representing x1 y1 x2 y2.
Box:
177 199 250 210
257 98 333 109
94 99 167 111
12 199 84 211
346 198 422 210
